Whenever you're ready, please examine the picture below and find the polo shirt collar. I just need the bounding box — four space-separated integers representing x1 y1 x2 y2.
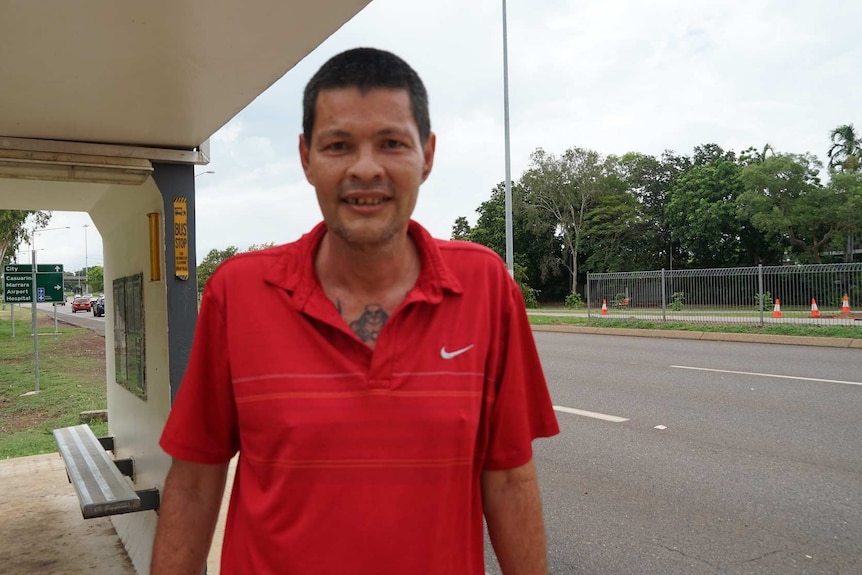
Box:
264 220 463 312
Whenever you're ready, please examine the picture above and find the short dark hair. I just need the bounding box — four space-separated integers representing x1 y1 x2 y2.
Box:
302 47 431 145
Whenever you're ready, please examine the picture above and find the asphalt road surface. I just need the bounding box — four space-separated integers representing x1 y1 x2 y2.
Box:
31 301 105 336
486 332 861 575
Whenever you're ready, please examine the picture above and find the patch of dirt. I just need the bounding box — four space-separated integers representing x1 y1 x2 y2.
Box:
819 312 862 319
0 408 54 433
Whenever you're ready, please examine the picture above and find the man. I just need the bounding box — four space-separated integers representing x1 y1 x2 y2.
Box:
152 47 559 575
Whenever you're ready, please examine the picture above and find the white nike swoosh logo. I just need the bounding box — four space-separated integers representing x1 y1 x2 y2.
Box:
440 344 474 360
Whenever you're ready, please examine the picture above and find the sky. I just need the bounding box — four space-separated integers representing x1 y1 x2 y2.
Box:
34 0 862 273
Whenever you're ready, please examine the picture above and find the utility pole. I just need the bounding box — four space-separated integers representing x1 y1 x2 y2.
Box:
83 224 89 294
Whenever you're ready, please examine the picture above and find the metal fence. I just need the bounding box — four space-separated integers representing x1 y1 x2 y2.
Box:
586 263 862 326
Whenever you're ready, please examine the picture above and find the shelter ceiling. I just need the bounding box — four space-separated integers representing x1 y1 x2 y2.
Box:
0 0 370 150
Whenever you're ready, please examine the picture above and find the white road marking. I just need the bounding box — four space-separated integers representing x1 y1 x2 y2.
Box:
670 365 862 387
553 405 629 422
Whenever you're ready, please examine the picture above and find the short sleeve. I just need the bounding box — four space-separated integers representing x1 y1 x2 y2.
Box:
483 280 559 470
159 280 239 464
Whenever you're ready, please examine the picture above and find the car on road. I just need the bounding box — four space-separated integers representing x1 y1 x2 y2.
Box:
92 296 105 317
71 297 91 313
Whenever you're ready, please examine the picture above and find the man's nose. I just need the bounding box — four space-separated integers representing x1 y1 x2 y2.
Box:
346 144 385 181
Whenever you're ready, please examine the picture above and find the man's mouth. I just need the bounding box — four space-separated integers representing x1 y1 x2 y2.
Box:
344 197 388 206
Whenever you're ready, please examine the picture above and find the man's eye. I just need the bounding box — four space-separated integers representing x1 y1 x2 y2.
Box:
324 142 348 152
383 139 406 149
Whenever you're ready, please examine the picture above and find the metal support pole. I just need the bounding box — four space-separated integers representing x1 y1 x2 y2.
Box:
758 264 764 326
586 273 591 319
661 268 667 322
31 249 39 392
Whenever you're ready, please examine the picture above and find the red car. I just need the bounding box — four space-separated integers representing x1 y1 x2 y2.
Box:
71 297 91 313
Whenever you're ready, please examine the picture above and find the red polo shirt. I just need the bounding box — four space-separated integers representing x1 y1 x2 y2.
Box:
160 220 559 574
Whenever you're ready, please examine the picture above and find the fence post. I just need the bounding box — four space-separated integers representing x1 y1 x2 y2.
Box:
661 268 667 322
586 272 591 320
758 263 764 326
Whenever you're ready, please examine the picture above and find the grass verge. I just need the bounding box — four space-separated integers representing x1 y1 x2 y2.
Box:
0 309 107 458
528 313 862 339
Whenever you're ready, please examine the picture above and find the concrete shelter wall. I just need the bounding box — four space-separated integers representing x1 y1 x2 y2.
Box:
90 178 172 575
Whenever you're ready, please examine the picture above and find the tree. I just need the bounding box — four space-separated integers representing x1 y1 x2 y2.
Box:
197 246 239 293
824 170 862 262
828 124 862 172
738 153 844 263
450 217 471 241
456 182 566 301
246 242 276 252
739 143 775 167
86 266 104 293
615 151 689 270
664 144 780 268
0 210 51 266
521 147 604 293
581 176 646 273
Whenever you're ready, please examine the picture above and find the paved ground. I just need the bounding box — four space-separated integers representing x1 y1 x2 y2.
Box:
0 453 136 575
0 452 234 575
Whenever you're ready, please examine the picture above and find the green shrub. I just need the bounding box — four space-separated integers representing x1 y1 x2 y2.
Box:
564 291 584 309
519 282 539 308
755 290 772 310
671 291 685 311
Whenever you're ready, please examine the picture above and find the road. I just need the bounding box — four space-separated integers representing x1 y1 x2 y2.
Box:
486 332 862 574
29 301 105 336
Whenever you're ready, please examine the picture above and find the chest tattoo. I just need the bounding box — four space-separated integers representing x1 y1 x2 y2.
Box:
349 304 389 343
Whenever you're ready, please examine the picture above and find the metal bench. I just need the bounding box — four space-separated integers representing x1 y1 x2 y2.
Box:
53 424 160 519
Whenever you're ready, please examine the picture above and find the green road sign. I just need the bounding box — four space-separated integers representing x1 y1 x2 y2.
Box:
3 265 65 303
3 264 64 274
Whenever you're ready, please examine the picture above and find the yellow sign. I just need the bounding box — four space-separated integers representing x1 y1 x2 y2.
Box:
173 198 189 280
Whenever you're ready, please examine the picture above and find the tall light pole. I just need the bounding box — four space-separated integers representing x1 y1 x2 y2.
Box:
83 224 89 294
195 170 215 179
502 0 514 278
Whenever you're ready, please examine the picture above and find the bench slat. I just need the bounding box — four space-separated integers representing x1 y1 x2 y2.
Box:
53 424 141 519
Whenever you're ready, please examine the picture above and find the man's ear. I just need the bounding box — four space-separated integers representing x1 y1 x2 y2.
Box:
421 132 436 183
299 134 314 184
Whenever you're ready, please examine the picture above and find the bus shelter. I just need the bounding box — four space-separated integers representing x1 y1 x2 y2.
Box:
0 2 370 572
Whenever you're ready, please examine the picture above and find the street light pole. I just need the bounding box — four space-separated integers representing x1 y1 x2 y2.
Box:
502 0 514 278
83 224 89 294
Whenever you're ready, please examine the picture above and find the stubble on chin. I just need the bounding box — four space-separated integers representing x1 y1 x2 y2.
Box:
330 220 401 249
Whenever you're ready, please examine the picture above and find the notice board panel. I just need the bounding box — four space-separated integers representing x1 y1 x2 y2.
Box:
113 273 146 399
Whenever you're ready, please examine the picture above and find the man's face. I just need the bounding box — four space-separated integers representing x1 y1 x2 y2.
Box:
299 87 435 248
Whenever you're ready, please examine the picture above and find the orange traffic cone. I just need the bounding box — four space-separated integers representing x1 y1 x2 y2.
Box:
810 298 821 318
772 298 782 318
841 294 851 314
601 299 609 315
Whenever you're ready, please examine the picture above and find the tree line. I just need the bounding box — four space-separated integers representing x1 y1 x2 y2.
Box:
452 124 862 304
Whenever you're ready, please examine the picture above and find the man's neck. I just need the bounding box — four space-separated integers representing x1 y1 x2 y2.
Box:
315 228 420 299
